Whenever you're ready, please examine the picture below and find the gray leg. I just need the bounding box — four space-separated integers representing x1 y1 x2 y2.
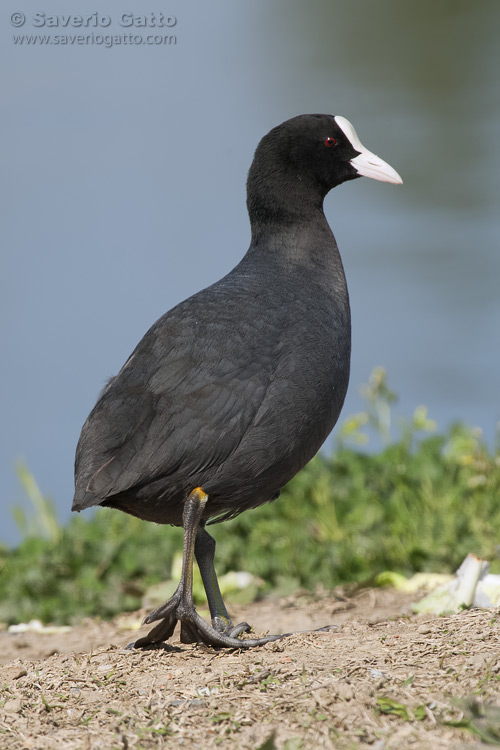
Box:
195 526 251 638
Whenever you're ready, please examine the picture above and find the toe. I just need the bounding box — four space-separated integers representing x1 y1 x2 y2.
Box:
227 621 252 638
133 615 178 648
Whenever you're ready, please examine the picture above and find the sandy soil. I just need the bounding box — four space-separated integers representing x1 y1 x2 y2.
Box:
1 588 498 749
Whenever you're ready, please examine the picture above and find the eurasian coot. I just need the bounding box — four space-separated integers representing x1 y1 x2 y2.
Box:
73 114 402 648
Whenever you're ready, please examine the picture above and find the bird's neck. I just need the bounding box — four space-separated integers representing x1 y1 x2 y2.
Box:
247 194 340 268
245 157 337 256
247 168 326 229
244 158 347 289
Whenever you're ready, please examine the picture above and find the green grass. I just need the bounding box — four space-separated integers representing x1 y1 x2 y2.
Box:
1 369 499 625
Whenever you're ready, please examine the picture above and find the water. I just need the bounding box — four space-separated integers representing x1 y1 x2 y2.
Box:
2 0 499 546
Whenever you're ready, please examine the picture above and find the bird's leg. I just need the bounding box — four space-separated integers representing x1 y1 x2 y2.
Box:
195 526 251 638
131 487 288 649
130 487 206 648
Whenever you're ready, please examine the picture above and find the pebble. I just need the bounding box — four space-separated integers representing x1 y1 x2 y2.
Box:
4 698 22 713
417 624 432 634
97 663 114 672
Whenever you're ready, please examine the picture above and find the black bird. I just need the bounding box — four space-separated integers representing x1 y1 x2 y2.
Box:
73 114 402 648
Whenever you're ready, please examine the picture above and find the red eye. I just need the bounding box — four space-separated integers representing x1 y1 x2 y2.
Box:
325 137 337 147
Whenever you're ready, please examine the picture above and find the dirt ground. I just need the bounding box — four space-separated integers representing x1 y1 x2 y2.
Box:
1 588 499 749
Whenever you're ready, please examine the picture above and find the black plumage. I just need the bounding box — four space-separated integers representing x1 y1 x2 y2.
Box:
73 114 401 648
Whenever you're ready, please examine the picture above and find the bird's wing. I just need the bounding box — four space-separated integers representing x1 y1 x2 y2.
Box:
74 298 276 508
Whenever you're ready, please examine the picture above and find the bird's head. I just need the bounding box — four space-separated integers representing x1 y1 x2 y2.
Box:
248 113 402 208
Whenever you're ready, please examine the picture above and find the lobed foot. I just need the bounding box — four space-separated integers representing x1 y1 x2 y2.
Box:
130 596 283 649
129 591 337 650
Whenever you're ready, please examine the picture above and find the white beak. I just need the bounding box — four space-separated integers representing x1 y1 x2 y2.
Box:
335 115 403 185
